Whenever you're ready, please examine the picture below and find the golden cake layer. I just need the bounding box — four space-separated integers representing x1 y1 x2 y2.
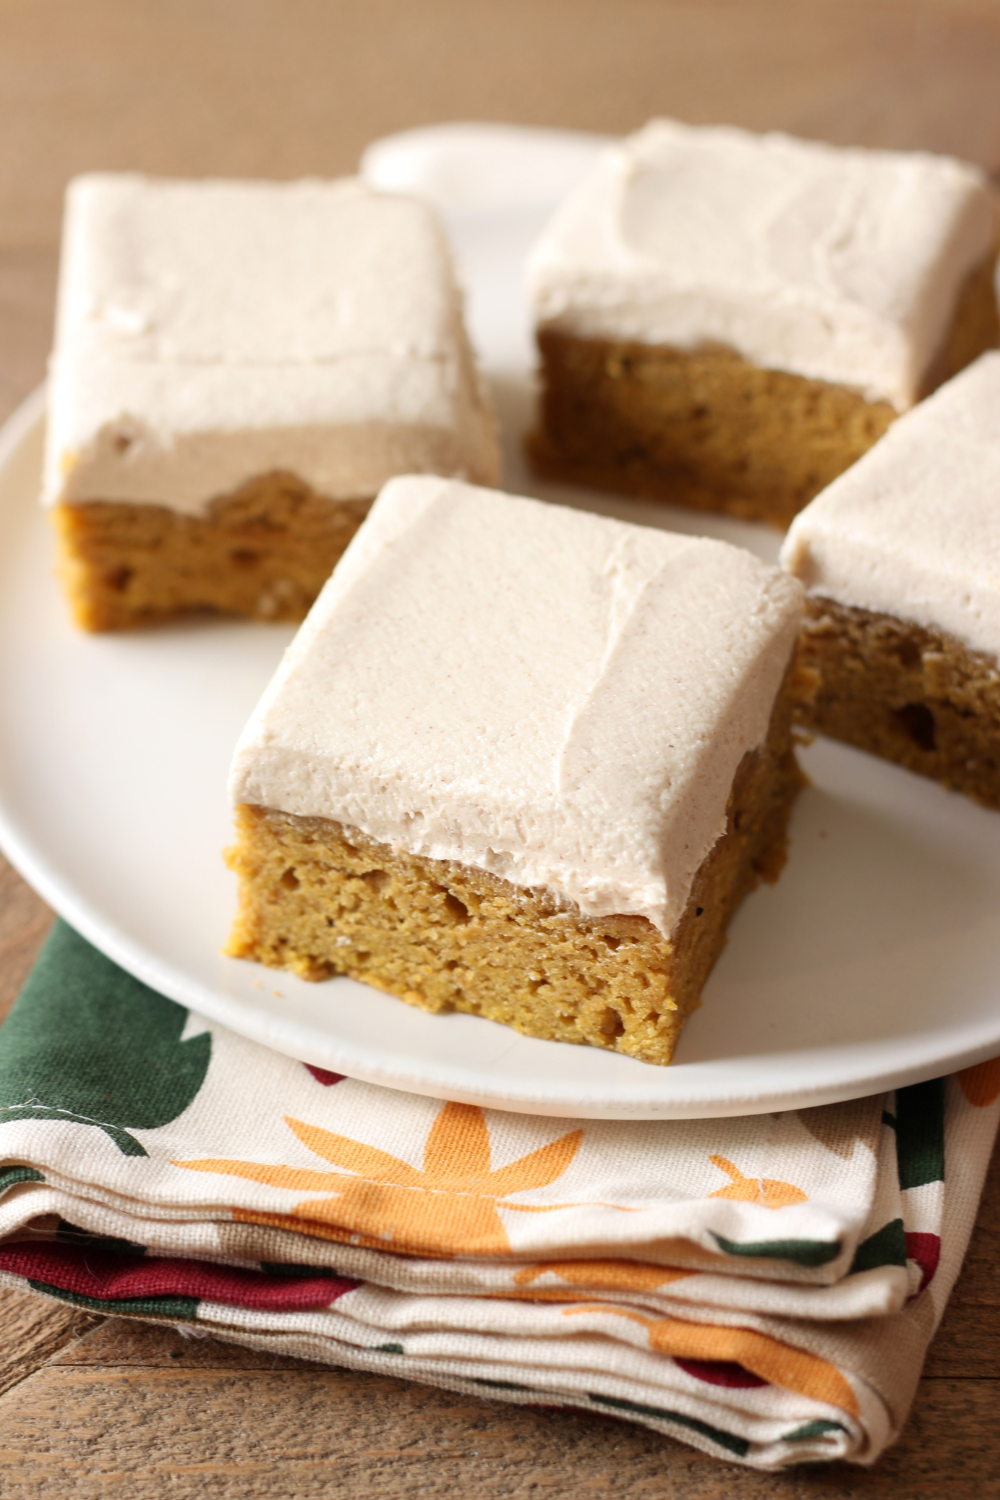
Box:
795 597 1000 809
52 473 370 631
226 670 802 1068
529 253 1000 530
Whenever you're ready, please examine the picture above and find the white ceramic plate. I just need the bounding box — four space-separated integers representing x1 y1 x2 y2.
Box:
2 125 1000 1121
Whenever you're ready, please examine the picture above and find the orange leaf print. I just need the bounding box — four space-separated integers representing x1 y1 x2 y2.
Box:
511 1260 693 1301
565 1307 859 1417
423 1100 492 1179
957 1057 1000 1108
708 1156 807 1209
284 1119 426 1186
174 1102 583 1257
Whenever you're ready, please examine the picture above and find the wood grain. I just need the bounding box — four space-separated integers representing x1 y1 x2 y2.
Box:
0 251 55 421
1 0 1000 253
0 1335 998 1499
0 858 51 1028
2 1 1000 1493
0 1289 98 1404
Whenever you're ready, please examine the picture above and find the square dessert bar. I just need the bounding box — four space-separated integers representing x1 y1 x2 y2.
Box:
528 119 999 529
781 353 1000 808
226 476 804 1066
45 174 500 630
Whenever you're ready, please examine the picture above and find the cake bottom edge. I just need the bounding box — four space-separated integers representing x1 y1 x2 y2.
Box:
223 676 802 1068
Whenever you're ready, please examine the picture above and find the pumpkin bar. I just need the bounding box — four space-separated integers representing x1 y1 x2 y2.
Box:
226 476 804 1067
44 174 500 630
781 352 1000 807
527 119 998 529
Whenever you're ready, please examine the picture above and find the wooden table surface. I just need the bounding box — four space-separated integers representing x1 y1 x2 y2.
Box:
2 3 1000 1494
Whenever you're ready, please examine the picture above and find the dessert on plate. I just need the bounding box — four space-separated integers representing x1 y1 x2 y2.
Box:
527 119 999 528
225 475 804 1066
781 352 1000 808
44 174 499 630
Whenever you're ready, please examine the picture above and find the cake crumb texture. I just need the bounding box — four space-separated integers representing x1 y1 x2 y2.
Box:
225 674 802 1068
52 473 370 630
529 253 1000 530
795 596 1000 808
530 332 896 530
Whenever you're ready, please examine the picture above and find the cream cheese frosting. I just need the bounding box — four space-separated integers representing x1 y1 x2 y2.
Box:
527 119 997 411
44 174 500 512
229 476 803 937
781 351 1000 661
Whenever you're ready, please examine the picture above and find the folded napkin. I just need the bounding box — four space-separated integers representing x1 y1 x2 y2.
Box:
0 922 997 1470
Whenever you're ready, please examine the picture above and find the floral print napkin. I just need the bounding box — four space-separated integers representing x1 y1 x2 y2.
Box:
0 921 996 1469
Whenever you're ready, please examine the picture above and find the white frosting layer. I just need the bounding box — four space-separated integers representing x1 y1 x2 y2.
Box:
528 119 997 410
230 477 802 937
44 174 499 512
781 351 1000 661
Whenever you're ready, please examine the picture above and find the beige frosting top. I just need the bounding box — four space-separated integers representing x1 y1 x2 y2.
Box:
781 352 1000 661
528 119 996 410
229 476 802 937
44 174 500 512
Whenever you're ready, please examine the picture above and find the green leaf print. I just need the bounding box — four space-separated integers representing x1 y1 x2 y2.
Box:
783 1419 847 1441
710 1234 841 1268
589 1393 750 1458
849 1218 906 1274
0 1165 43 1195
55 1220 145 1256
895 1079 945 1191
0 922 211 1157
28 1281 198 1319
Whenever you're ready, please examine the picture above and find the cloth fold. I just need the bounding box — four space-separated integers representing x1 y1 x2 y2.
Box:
0 921 996 1469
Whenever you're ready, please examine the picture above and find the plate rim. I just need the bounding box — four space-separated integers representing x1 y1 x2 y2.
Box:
3 385 1000 1118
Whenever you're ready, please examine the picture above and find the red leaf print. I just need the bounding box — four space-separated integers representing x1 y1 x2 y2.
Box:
675 1357 768 1389
303 1065 346 1086
905 1232 941 1297
0 1242 359 1311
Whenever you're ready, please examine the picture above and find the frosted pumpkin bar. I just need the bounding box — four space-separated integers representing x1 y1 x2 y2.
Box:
44 174 499 630
781 352 1000 808
527 119 999 528
226 475 804 1066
